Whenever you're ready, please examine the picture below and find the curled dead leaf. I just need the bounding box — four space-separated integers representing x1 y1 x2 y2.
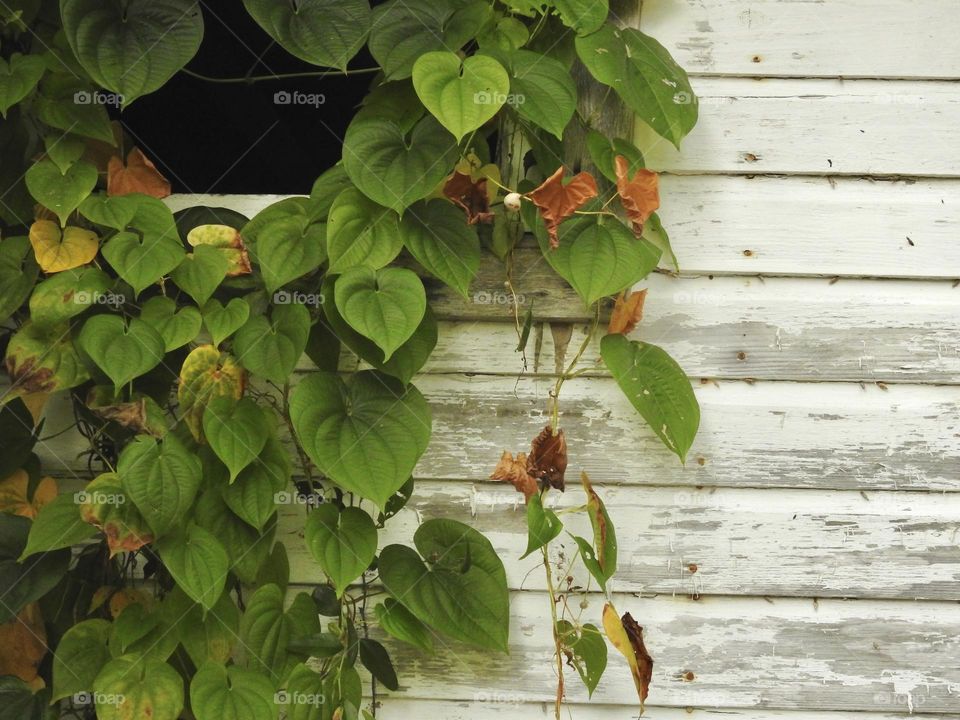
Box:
443 171 494 225
490 450 538 500
602 603 653 713
107 147 171 198
527 167 598 248
528 425 567 491
615 155 659 236
608 289 647 335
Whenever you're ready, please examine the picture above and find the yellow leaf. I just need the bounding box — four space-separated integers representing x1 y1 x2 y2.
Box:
0 471 57 519
29 220 98 272
19 392 49 426
0 603 47 684
602 602 653 713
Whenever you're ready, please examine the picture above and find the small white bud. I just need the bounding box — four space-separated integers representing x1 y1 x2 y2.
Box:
504 192 522 212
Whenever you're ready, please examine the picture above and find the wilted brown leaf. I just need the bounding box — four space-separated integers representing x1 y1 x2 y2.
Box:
443 171 494 225
528 425 567 491
490 451 538 500
0 471 57 520
107 147 171 198
615 155 659 236
608 289 647 335
187 224 252 276
527 167 598 248
602 603 653 713
0 603 47 684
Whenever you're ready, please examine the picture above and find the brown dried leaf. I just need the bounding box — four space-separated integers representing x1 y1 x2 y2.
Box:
615 155 659 236
527 167 598 248
107 147 171 198
0 603 47 684
443 171 494 225
602 603 653 713
527 425 567 491
608 289 647 335
0 471 57 520
490 450 538 500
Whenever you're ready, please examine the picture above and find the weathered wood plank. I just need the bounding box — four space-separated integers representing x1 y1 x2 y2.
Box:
275 480 960 600
344 590 960 713
30 377 960 492
640 0 960 80
637 78 960 177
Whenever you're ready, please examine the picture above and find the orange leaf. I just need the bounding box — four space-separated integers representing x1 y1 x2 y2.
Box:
490 451 538 500
0 471 57 520
615 155 659 236
443 171 494 225
527 167 598 248
602 603 653 713
527 425 567 491
107 147 171 198
0 603 47 684
608 289 647 335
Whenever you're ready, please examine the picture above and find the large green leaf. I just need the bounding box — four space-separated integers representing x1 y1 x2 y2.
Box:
28 265 111 327
334 266 426 361
506 49 577 139
0 236 38 323
326 188 401 272
102 232 185 297
25 159 97 226
77 315 165 393
118 433 202 536
238 584 320 684
369 0 490 79
92 655 184 720
576 24 698 148
60 0 204 107
232 302 310 384
359 638 399 691
177 346 245 441
0 53 45 117
51 619 111 702
139 296 202 352
202 397 269 481
412 51 509 141
553 0 608 34
167 587 239 667
320 275 437 385
190 662 278 720
305 504 377 597
155 522 229 611
253 216 326 293
290 371 431 507
201 298 249 346
20 494 96 559
379 519 509 652
601 333 700 461
527 212 661 307
221 436 290 531
242 0 369 72
374 598 433 653
171 245 230 305
342 115 458 213
34 76 115 144
400 199 480 299
193 488 276 584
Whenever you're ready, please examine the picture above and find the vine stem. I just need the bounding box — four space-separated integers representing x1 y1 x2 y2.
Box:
551 303 602 433
541 540 565 720
179 66 380 84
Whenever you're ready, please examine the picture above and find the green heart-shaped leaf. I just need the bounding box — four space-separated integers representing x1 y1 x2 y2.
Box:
34 76 116 144
177 346 246 441
0 53 45 117
305 504 377 597
25 158 97 226
290 370 431 507
601 333 700 462
412 51 509 141
190 662 277 720
334 267 426 361
166 587 239 667
171 244 229 305
202 298 250 347
21 494 97 560
194 488 276 584
118 434 203 537
139 296 201 352
320 275 436 385
238 584 320 682
155 522 229 612
253 216 326 293
79 193 142 231
233 302 310 384
525 209 661 307
60 0 204 107
343 115 458 213
92 655 184 720
326 187 401 272
221 437 290 531
102 231 185 297
202 397 270 481
400 199 480 299
379 519 509 652
78 315 165 393
242 0 370 72
553 0 608 34
506 49 577 140
51 619 111 702
44 134 87 173
28 265 112 327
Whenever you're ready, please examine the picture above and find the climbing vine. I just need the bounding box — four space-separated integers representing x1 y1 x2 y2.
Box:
0 0 700 718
